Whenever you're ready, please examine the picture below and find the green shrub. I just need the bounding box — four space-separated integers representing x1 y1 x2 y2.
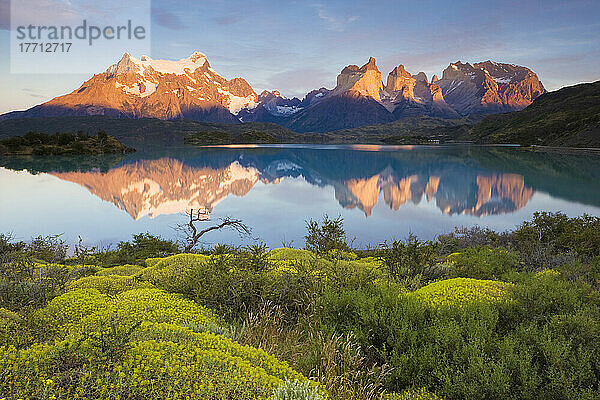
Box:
91 233 180 266
446 247 521 280
305 215 350 256
512 212 600 267
27 234 68 263
437 226 504 254
316 273 600 399
499 268 598 325
377 235 443 288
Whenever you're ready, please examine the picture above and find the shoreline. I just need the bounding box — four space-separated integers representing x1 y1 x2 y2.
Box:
520 145 600 156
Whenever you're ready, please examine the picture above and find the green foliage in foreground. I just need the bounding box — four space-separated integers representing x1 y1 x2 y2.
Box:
0 130 135 155
1 212 600 400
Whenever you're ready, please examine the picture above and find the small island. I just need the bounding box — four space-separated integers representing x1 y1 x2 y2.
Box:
0 130 135 156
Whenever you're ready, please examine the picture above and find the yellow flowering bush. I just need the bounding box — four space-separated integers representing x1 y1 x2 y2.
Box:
68 275 154 295
0 281 316 400
0 337 305 399
411 278 513 307
38 288 110 331
0 307 32 348
145 257 165 268
95 264 144 276
144 253 210 270
266 248 384 283
133 322 306 381
75 288 221 335
268 248 317 263
137 254 210 288
536 268 562 278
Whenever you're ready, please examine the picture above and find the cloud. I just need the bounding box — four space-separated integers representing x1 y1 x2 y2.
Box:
3 0 81 28
215 13 242 26
312 3 357 32
152 7 184 30
21 88 47 99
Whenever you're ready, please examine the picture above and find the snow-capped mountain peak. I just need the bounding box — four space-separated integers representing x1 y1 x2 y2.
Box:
108 52 209 77
32 51 258 120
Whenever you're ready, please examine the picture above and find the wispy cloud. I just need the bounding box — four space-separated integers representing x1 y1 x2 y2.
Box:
312 3 357 32
152 7 184 30
21 88 48 99
3 0 81 29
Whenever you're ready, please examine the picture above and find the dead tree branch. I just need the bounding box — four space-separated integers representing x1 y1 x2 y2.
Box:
176 209 251 252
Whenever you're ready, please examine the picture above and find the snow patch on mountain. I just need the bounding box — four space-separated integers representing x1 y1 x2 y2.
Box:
115 80 158 98
127 53 208 76
493 77 512 84
274 105 301 115
218 88 258 114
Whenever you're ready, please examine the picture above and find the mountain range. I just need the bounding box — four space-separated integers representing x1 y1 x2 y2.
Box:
0 52 546 133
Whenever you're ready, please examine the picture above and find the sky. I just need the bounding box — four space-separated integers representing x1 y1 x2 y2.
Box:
0 0 599 114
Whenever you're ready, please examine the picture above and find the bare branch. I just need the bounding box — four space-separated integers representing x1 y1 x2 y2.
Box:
175 209 251 252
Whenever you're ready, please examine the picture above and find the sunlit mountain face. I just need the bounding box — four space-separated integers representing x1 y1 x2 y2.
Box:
49 152 536 220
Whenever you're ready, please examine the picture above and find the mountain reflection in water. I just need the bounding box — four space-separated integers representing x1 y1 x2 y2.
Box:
48 155 535 220
1 145 599 247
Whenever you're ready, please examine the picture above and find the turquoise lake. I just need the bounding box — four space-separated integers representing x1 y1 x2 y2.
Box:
1 144 599 249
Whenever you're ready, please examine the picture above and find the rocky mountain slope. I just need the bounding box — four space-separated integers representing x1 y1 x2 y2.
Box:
435 61 546 115
253 57 545 132
1 52 258 123
385 65 458 119
1 52 547 133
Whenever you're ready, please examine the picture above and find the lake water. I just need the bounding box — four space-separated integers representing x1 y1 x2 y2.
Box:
1 144 600 249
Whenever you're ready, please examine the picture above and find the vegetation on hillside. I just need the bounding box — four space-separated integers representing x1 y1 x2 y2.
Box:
470 81 600 147
0 130 135 156
1 212 600 399
0 115 477 147
184 130 282 145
